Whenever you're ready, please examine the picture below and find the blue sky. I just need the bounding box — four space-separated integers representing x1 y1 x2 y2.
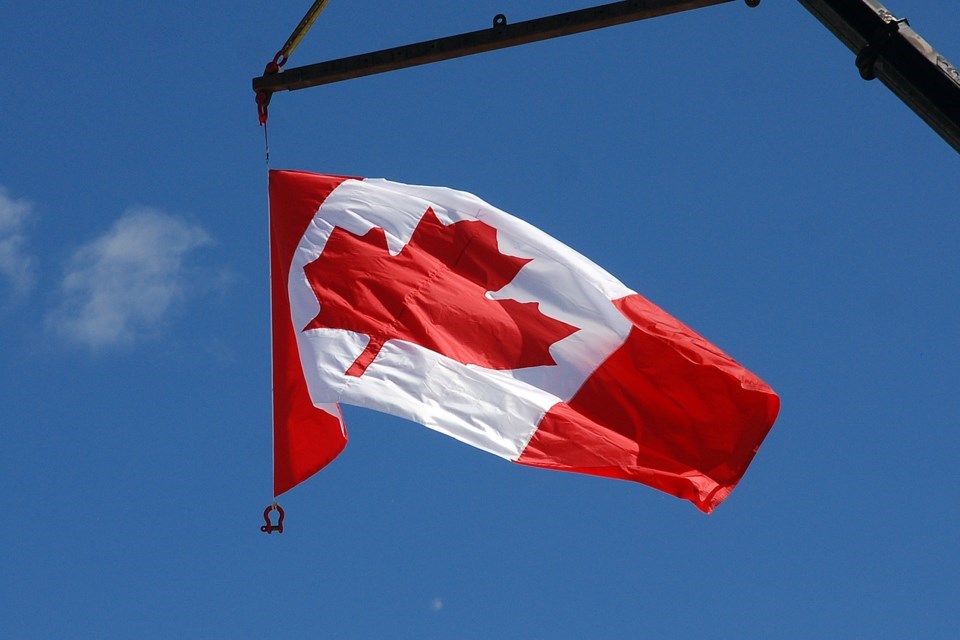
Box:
2 1 958 637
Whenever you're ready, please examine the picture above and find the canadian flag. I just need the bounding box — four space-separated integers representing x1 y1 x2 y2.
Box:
270 170 779 513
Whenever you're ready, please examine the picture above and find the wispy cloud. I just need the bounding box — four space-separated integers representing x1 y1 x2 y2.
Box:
49 207 212 348
0 187 35 295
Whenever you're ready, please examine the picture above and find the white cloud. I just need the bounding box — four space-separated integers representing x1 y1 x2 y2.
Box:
431 597 443 612
49 207 212 347
0 187 35 294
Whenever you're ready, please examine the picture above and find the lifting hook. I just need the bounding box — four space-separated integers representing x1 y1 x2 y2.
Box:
261 502 285 534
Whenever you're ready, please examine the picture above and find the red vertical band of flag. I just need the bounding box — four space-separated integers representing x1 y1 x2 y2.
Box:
518 295 779 513
270 171 354 496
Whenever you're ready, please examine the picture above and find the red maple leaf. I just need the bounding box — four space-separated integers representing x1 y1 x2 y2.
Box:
303 207 579 377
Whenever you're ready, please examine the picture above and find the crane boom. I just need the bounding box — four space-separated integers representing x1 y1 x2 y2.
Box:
799 0 960 153
252 1 737 93
252 0 960 153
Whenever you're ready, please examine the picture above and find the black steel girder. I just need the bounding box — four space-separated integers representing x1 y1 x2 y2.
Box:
252 0 737 93
798 0 960 153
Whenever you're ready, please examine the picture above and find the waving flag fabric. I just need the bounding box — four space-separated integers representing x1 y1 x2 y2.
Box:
270 170 779 513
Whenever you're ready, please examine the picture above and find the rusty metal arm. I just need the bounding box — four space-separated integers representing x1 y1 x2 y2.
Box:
798 0 960 153
252 0 740 94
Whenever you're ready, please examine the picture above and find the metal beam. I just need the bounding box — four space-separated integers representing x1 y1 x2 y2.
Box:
253 0 736 93
797 0 960 154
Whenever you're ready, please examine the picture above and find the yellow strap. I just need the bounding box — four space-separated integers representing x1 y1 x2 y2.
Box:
279 0 333 63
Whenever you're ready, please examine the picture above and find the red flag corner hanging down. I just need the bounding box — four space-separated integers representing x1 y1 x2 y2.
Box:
269 170 779 513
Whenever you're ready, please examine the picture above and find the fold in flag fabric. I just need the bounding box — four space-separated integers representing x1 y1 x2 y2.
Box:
270 170 779 513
